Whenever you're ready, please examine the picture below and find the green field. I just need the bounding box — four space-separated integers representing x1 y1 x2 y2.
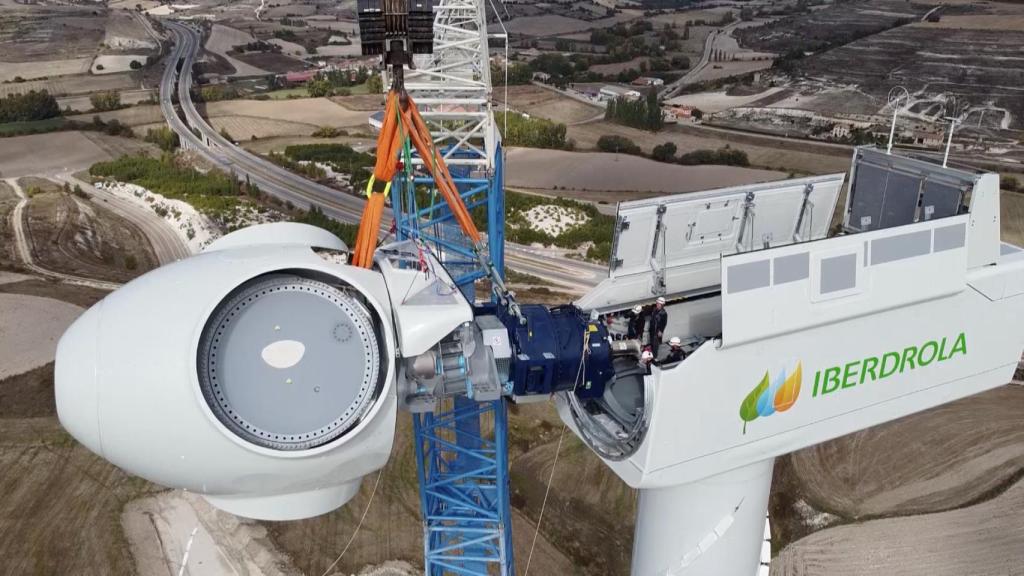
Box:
259 82 370 100
261 87 310 100
0 117 66 136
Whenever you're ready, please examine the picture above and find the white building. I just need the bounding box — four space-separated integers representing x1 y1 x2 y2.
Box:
633 76 665 87
599 85 642 102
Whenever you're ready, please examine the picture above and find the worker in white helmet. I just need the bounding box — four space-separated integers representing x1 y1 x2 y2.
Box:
660 336 686 365
648 296 668 356
640 348 654 374
626 303 647 340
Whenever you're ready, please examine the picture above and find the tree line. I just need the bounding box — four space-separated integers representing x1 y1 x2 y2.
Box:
281 143 374 188
600 136 751 167
0 90 60 123
605 93 663 131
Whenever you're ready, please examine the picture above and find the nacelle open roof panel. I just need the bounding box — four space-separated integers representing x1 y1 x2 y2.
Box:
844 147 976 233
578 173 845 311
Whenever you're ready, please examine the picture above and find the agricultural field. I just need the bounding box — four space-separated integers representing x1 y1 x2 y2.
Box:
797 25 1024 130
102 10 157 51
566 119 852 175
498 9 639 37
496 87 852 177
210 115 322 140
66 103 168 128
0 59 91 83
203 97 372 139
0 180 17 266
0 131 152 178
495 85 604 125
690 59 773 84
0 3 106 63
772 389 1024 574
506 147 785 196
58 89 156 113
0 73 138 99
91 54 149 75
241 133 376 156
204 24 272 77
0 413 160 575
734 0 931 56
0 293 82 379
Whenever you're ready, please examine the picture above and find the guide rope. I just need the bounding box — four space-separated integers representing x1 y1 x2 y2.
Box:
524 327 592 576
317 467 385 576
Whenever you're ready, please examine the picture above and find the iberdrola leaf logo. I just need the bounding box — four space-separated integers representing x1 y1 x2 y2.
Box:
739 362 802 434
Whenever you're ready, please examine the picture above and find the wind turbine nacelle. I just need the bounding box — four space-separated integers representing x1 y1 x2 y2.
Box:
55 224 397 521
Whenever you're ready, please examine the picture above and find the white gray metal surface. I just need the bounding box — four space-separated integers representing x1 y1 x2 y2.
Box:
577 173 845 312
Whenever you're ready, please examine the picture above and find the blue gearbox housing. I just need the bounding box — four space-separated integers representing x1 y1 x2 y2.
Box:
480 303 614 399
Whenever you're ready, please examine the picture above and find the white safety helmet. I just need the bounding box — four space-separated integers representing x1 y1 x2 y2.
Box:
632 305 643 314
656 296 666 306
669 336 681 347
641 349 654 362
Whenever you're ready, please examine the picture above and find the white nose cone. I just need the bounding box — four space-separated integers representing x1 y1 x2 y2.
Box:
261 339 306 369
55 302 103 457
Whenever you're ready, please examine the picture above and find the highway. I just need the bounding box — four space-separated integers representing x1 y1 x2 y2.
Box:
160 21 604 290
663 20 742 100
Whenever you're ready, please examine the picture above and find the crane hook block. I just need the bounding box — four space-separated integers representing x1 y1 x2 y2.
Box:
357 0 434 57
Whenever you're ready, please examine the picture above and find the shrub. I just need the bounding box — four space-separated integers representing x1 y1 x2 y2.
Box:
90 154 239 200
90 91 122 112
144 127 179 151
312 126 347 138
651 142 677 163
596 134 642 155
677 146 749 167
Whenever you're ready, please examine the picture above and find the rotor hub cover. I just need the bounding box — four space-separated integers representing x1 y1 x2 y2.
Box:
198 274 383 451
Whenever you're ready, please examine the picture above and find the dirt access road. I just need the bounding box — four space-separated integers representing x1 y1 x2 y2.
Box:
55 174 190 265
7 178 121 291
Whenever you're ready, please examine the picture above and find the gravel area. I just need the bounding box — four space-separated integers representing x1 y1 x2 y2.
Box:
0 293 82 379
123 491 299 576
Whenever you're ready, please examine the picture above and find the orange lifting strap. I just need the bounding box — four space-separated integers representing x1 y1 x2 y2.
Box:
352 91 482 268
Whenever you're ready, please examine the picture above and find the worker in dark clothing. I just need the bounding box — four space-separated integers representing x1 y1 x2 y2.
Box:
648 297 668 356
626 304 646 340
658 337 686 365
